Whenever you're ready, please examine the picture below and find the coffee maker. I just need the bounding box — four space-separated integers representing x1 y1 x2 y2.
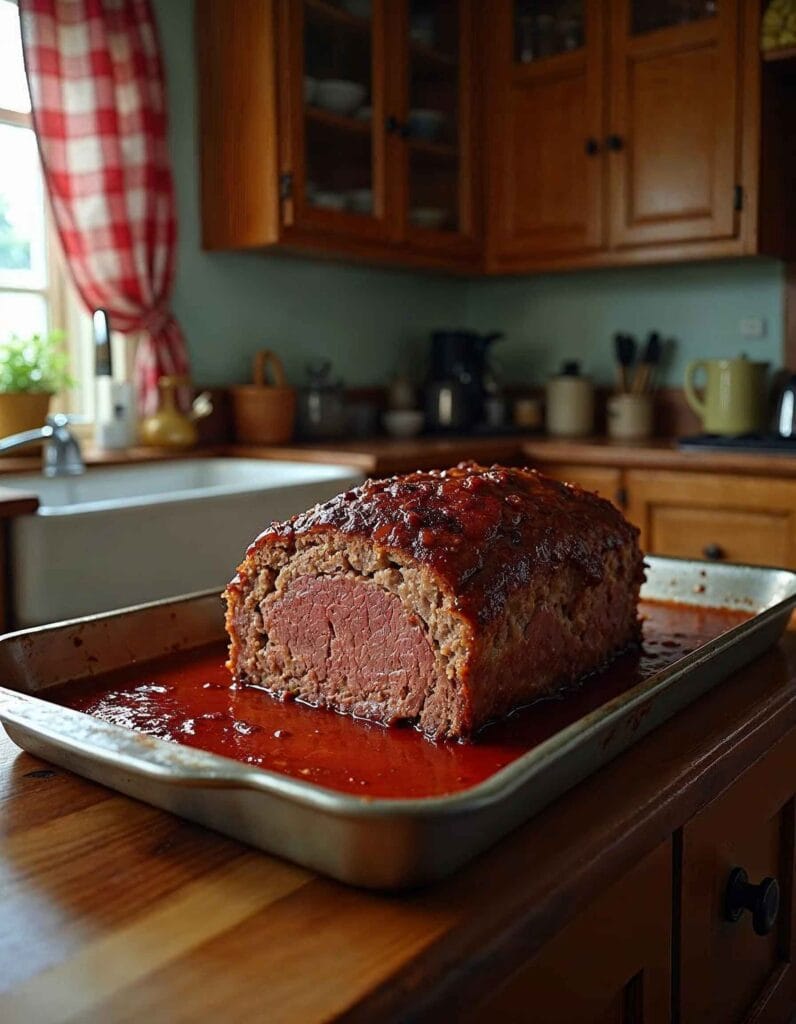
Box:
425 330 503 432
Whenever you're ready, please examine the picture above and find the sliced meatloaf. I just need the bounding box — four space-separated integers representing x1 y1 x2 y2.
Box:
225 462 644 740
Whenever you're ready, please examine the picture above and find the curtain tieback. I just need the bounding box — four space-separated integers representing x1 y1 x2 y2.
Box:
141 304 172 338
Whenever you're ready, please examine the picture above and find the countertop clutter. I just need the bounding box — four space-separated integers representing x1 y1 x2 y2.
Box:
1 623 794 1023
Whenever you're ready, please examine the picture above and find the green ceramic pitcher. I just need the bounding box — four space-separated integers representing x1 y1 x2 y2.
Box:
683 356 768 436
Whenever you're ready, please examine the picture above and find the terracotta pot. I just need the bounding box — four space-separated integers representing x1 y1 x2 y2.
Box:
0 391 52 448
231 350 296 444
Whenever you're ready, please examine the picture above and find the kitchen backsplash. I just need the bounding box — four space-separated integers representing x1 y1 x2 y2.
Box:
465 260 785 389
156 0 786 393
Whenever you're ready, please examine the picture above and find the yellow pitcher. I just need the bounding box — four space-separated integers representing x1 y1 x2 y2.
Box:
683 356 768 436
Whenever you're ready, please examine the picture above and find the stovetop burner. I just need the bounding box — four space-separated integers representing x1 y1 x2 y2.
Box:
678 433 796 454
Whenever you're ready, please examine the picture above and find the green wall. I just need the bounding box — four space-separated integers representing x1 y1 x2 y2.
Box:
464 260 785 389
156 0 785 393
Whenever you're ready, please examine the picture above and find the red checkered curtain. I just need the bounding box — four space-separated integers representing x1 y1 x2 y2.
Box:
19 0 190 415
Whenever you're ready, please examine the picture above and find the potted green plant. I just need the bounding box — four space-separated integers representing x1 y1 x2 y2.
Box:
0 331 73 438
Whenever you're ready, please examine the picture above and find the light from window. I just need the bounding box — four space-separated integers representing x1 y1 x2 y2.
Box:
0 0 104 419
0 0 30 113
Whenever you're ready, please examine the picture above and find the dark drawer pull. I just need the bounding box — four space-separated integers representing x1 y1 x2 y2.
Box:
702 543 725 561
606 133 624 151
585 137 601 156
724 867 780 936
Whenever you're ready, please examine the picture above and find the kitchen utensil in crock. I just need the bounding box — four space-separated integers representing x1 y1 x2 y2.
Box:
231 350 296 445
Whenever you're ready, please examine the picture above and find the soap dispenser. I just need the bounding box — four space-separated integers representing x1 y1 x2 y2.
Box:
93 309 136 450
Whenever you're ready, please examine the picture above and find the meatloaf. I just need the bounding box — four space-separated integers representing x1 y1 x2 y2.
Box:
225 462 644 740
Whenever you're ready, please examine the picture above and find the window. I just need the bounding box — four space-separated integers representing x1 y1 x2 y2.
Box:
0 0 96 418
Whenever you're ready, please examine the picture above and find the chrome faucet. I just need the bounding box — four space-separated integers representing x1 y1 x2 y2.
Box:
0 413 85 477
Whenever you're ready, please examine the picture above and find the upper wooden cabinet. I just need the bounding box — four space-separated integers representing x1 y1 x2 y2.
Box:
197 1 793 274
485 0 606 260
608 0 740 250
196 0 480 271
485 0 795 272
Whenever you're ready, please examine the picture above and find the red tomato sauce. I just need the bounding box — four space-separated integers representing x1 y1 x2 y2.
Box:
49 601 751 799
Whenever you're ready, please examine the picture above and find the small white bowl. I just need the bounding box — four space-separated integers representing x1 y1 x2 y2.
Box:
347 188 373 214
408 108 446 140
316 79 367 116
312 191 348 211
304 76 318 104
409 206 448 230
383 409 425 438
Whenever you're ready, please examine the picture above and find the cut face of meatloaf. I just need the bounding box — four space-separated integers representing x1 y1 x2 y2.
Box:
225 462 644 741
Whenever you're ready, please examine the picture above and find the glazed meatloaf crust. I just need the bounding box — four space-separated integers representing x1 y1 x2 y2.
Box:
225 462 644 740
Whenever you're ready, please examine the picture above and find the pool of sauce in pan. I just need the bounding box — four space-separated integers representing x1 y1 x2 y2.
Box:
50 601 752 799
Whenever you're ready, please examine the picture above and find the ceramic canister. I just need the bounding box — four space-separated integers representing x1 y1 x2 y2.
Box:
545 368 595 438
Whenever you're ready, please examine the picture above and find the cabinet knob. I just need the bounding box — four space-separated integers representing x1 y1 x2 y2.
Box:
702 543 725 561
724 867 780 936
386 115 409 138
585 137 601 156
606 134 624 152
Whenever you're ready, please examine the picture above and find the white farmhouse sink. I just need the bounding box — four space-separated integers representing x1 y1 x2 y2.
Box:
1 458 364 626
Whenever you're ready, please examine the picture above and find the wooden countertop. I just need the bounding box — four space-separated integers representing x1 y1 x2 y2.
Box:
0 436 793 489
1 628 794 1023
223 436 796 478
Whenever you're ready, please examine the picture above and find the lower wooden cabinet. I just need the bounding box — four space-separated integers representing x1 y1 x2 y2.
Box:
625 471 796 569
535 463 623 508
466 730 796 1024
536 464 796 570
680 731 796 1023
468 841 672 1024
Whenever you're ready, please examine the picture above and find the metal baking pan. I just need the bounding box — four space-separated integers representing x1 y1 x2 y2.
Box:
1 555 794 890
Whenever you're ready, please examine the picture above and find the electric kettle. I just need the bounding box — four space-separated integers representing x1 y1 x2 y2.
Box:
774 373 796 438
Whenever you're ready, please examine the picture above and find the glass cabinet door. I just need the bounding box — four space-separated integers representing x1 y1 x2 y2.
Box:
514 0 585 63
629 0 717 36
284 0 389 239
401 0 476 249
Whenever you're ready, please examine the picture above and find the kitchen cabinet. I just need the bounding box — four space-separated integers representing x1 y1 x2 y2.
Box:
196 0 480 271
531 461 796 570
468 840 672 1023
625 470 796 568
198 1 795 273
608 0 741 250
484 0 607 260
485 0 796 272
535 462 623 507
680 732 796 1023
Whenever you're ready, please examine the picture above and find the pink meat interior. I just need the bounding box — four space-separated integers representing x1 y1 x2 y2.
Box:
260 575 438 723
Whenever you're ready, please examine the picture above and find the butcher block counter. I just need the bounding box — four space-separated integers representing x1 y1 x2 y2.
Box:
1 625 795 1023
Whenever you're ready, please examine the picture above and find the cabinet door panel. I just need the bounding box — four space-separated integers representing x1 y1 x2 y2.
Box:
279 0 392 243
625 471 796 569
537 463 623 508
395 0 480 257
650 506 791 567
681 732 796 1023
487 0 605 260
608 0 740 248
468 840 671 1023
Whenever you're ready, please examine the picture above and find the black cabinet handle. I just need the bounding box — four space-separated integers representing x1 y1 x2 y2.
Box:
724 867 780 936
702 543 725 561
585 137 601 156
606 134 624 151
386 115 409 138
